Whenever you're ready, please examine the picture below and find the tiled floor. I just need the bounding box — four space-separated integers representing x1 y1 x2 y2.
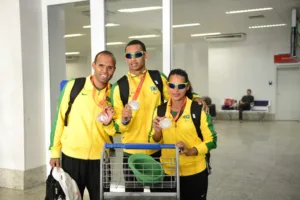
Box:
1 121 300 200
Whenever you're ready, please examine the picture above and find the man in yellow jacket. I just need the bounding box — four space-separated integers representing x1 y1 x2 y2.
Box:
104 40 204 192
49 50 116 200
104 40 169 192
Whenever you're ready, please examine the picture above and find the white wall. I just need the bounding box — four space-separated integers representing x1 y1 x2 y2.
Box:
0 0 46 171
208 29 290 113
173 41 209 96
66 55 91 79
20 0 45 170
0 0 25 171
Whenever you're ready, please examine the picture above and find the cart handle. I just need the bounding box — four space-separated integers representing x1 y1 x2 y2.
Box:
105 143 175 149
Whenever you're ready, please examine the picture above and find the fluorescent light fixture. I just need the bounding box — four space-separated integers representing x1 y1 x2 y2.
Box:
106 42 125 46
106 23 120 27
118 6 162 13
83 23 120 29
128 34 160 39
65 52 80 55
226 7 273 14
172 23 200 28
64 34 84 38
191 32 221 37
249 24 286 29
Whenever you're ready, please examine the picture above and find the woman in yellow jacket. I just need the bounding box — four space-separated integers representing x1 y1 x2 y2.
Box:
151 69 217 200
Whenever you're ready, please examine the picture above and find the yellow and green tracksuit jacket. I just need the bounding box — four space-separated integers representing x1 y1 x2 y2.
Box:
49 75 115 160
151 97 217 176
104 70 169 155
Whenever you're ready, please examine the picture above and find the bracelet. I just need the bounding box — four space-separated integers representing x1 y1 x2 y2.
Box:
122 119 131 125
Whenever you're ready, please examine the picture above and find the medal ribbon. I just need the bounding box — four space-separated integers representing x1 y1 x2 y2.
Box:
129 72 147 101
91 76 109 108
166 97 187 122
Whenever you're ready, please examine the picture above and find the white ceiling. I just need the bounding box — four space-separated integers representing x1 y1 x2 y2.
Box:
62 0 300 55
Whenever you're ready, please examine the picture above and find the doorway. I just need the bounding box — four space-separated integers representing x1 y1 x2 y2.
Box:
276 67 300 121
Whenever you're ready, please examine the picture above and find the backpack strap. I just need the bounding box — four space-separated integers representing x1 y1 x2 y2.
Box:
191 101 203 140
117 70 164 106
191 101 212 174
157 102 168 117
117 75 129 106
148 70 164 103
64 77 86 126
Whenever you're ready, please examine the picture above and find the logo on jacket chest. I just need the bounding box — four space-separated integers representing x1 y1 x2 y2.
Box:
182 115 191 122
150 86 158 95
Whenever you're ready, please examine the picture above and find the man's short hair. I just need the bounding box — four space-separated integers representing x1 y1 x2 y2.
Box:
247 89 252 93
93 50 116 66
125 40 146 52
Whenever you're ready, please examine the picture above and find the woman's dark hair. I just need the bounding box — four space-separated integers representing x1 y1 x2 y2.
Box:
168 69 194 99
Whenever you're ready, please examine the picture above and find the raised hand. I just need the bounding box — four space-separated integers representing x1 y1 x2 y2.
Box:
122 104 132 123
102 105 115 125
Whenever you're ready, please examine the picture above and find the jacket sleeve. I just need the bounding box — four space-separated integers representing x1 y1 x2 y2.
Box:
49 80 74 158
108 83 130 133
195 112 217 155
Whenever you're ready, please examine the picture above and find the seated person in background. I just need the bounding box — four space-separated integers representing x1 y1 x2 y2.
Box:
238 89 254 121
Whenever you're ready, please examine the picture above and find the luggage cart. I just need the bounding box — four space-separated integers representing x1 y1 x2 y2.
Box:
100 143 180 200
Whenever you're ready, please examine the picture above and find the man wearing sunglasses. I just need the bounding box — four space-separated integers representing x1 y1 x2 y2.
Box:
105 40 205 192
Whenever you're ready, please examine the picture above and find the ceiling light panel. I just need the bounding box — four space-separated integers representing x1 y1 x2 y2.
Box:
118 6 162 13
191 32 221 37
64 34 84 38
65 52 80 55
172 23 200 28
249 24 286 29
83 23 120 29
106 23 120 27
106 42 125 46
128 34 160 39
226 7 273 14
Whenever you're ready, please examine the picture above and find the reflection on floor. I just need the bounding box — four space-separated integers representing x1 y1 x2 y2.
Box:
1 121 300 200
